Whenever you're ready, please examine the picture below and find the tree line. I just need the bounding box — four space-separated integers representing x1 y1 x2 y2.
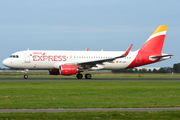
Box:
112 63 180 73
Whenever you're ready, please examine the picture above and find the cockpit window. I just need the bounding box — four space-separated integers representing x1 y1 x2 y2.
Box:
9 55 19 58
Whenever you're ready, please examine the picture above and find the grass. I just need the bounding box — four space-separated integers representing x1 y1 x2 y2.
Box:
0 79 180 119
0 72 180 79
0 111 180 120
0 81 180 109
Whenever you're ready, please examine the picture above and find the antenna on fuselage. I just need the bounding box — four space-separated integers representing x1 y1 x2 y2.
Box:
85 48 89 51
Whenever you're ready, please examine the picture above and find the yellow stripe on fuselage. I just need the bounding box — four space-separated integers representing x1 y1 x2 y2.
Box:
151 25 168 36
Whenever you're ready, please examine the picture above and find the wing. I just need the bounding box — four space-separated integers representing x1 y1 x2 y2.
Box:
77 44 133 69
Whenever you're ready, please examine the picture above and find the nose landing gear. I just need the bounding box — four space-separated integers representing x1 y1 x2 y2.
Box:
24 69 28 79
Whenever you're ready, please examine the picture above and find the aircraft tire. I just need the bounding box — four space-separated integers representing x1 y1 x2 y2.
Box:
85 73 91 79
24 75 28 79
76 74 83 79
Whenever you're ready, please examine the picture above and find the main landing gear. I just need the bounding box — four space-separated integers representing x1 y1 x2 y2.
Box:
85 73 91 79
76 73 83 79
24 69 28 79
76 73 92 79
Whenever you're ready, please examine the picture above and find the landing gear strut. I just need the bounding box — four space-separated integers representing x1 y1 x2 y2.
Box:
24 69 28 79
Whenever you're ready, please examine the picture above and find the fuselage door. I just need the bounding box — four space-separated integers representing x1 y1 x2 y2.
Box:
25 52 30 63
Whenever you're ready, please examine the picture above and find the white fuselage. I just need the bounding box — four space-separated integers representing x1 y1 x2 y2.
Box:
3 50 138 70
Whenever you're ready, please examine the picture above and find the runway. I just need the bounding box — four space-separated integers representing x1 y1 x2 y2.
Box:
0 108 180 113
0 78 180 82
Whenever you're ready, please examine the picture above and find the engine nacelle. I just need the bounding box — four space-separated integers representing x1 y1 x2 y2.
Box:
60 65 77 75
49 65 77 75
49 69 60 75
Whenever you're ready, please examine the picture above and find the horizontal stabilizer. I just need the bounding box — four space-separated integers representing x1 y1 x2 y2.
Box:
150 54 173 59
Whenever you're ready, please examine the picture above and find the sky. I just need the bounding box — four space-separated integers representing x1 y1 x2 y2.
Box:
0 0 179 68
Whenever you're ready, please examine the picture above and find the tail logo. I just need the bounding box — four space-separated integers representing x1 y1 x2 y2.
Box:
126 25 168 68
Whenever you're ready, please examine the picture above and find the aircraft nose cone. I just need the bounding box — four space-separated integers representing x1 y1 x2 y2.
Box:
2 59 9 67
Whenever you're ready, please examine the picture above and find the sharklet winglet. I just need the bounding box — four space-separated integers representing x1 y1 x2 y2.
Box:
115 44 133 59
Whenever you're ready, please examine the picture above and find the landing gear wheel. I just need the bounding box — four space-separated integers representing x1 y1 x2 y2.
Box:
85 73 92 79
24 75 28 79
76 74 83 79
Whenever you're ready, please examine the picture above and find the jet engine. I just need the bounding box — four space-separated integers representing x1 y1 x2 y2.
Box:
49 65 77 75
60 65 77 75
49 69 59 75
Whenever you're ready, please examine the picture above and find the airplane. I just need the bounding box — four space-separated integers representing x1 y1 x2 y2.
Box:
2 25 173 79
